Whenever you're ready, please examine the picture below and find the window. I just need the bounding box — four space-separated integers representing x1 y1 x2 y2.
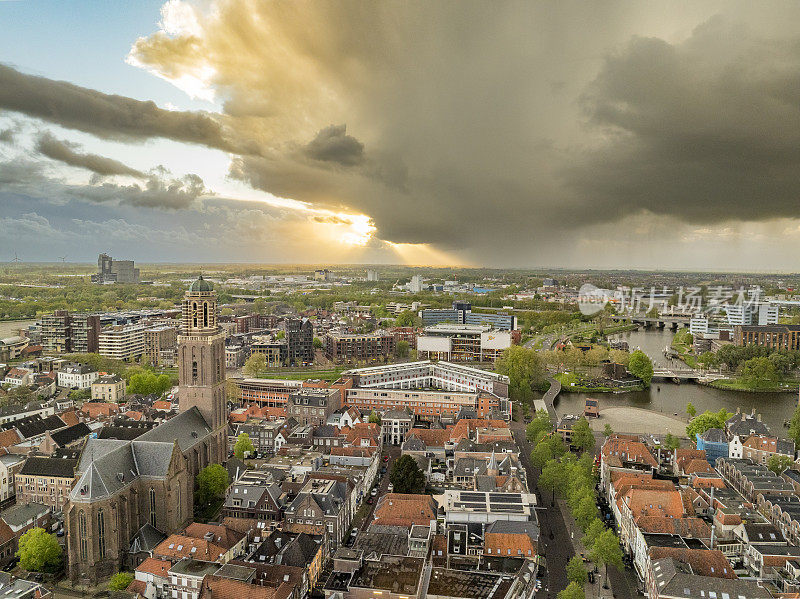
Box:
150 488 157 527
78 511 88 560
192 361 198 383
97 509 106 558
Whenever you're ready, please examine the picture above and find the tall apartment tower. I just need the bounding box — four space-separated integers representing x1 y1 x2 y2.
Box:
178 276 227 432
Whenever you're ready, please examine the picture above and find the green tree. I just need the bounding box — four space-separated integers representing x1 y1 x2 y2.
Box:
789 406 800 447
740 356 777 385
589 528 624 589
530 441 553 471
627 350 654 387
570 418 595 453
539 459 567 504
584 518 606 547
369 411 381 425
603 423 613 437
234 433 255 460
646 306 659 319
196 464 229 505
128 372 172 396
16 528 62 572
686 409 733 440
109 572 134 591
313 337 323 349
243 353 267 377
557 581 585 599
767 454 794 475
396 340 410 358
390 455 425 494
566 556 588 586
663 433 680 450
575 493 600 530
526 409 552 443
686 402 697 418
495 346 546 402
395 311 421 327
276 330 285 340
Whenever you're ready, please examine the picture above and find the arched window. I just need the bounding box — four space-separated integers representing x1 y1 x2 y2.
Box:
78 511 88 560
176 485 182 523
203 302 209 328
149 488 157 527
192 361 198 383
192 301 198 328
97 510 106 558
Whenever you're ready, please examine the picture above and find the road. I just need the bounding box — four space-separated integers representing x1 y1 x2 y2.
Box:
511 421 572 597
350 445 401 536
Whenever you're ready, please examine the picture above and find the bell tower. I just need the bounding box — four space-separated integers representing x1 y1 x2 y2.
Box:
178 276 227 431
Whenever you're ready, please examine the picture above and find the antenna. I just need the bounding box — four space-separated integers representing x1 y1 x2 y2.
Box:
11 251 20 263
58 256 67 263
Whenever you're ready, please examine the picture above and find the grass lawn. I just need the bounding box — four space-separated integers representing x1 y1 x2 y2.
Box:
555 371 614 393
710 378 799 392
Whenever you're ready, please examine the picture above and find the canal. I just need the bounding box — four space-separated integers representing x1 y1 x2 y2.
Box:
553 327 798 434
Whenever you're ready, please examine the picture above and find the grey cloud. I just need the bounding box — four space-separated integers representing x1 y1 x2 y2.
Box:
0 157 206 210
0 63 242 153
303 124 364 166
74 172 206 209
565 16 800 226
0 129 14 143
35 132 145 177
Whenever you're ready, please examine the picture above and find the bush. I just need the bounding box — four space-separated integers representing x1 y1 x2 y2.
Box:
109 572 134 591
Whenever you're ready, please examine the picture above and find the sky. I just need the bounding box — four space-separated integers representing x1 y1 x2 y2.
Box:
2 1 800 269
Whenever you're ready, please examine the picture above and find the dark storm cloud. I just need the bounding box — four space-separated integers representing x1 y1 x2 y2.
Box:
35 132 145 178
303 125 364 166
0 63 242 153
565 16 800 225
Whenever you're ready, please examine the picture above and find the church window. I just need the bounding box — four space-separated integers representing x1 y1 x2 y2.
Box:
78 511 88 560
192 302 198 328
150 488 157 527
97 510 106 558
192 361 198 383
177 486 181 522
203 302 208 328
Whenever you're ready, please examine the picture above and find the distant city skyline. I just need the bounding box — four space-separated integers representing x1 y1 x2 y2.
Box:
3 1 800 269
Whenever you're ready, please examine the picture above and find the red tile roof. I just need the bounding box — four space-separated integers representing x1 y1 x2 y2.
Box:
135 557 171 578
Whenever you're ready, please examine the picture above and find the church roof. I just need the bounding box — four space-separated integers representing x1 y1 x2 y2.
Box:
189 275 213 292
71 437 176 501
138 407 212 451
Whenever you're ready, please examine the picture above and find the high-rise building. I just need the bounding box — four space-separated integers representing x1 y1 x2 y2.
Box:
98 324 146 361
409 275 424 293
177 276 228 437
143 326 178 366
41 310 100 354
367 269 379 282
92 253 140 284
284 317 314 366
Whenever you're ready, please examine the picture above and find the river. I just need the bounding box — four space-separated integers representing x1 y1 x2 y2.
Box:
552 327 798 434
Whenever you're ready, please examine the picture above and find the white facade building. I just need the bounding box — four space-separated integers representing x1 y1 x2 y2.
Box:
57 363 99 389
98 324 146 360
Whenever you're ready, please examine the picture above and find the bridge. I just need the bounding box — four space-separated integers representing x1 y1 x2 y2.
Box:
611 314 692 330
652 368 727 382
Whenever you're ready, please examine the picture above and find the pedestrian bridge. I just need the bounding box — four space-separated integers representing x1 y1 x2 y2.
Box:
652 368 726 381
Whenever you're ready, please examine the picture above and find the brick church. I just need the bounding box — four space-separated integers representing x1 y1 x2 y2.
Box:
65 276 229 582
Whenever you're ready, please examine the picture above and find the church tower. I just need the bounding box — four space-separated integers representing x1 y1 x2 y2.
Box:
178 276 227 432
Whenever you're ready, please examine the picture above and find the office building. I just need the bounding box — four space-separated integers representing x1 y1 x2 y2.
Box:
284 318 314 366
421 302 516 330
734 324 800 351
143 326 178 366
98 324 146 361
409 275 424 293
416 324 512 362
324 332 396 364
41 311 100 354
366 269 379 282
92 253 140 284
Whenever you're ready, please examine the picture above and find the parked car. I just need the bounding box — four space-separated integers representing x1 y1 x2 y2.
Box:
370 488 378 496
387 483 394 493
367 496 374 504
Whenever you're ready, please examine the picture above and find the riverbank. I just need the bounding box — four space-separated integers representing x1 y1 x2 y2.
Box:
706 378 800 393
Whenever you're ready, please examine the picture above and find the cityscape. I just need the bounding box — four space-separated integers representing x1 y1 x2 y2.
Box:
3 3 800 599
